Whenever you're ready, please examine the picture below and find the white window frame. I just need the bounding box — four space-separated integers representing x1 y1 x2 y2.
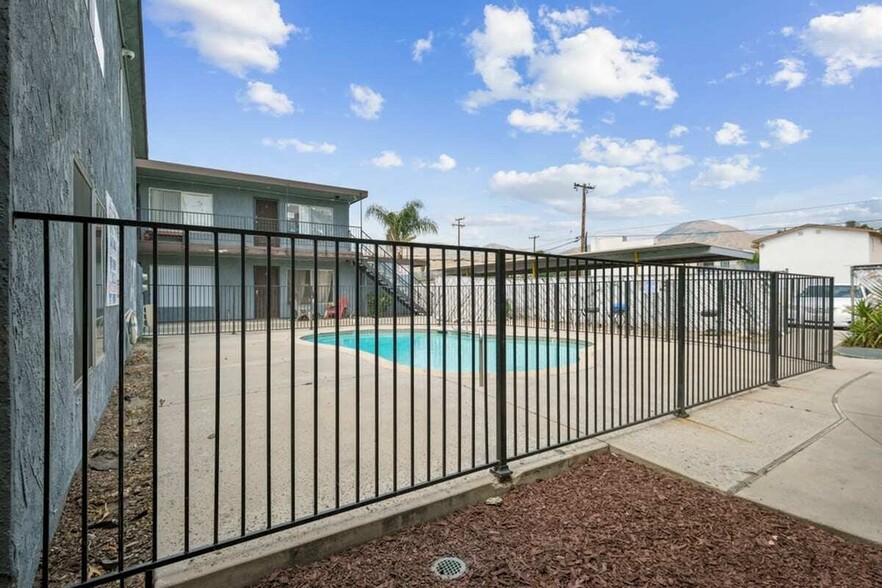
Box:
73 161 107 384
148 188 214 226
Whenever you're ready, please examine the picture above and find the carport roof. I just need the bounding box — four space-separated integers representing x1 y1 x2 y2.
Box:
570 242 755 264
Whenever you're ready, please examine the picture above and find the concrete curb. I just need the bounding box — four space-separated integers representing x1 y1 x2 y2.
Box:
156 439 608 588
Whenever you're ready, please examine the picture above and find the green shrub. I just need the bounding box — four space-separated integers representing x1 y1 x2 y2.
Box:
842 284 882 348
366 291 393 317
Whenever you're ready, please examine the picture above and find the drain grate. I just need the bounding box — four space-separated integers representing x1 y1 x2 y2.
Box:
431 556 467 580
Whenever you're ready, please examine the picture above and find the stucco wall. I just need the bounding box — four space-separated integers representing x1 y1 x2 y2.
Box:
0 0 138 585
758 228 873 283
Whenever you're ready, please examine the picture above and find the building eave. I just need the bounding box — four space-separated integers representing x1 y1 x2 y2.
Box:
119 0 148 159
136 159 369 204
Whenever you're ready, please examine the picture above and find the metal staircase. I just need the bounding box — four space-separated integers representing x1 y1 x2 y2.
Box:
349 230 428 315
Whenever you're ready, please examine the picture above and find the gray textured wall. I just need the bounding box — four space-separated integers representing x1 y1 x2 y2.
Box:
0 0 138 585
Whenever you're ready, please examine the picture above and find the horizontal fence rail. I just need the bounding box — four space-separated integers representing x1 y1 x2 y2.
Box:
13 211 834 587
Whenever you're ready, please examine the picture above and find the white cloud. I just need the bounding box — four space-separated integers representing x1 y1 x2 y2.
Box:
538 6 590 40
413 32 433 62
692 155 762 189
766 118 811 145
507 108 580 133
600 112 616 125
148 0 298 76
262 138 336 153
768 57 806 90
242 81 294 115
578 135 693 172
489 162 682 217
464 5 676 113
714 122 748 146
709 61 762 85
669 124 689 138
429 154 457 171
349 84 385 120
781 26 795 37
803 4 882 85
371 150 403 168
464 5 536 110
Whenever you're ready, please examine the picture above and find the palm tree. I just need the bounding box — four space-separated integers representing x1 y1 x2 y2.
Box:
366 200 438 243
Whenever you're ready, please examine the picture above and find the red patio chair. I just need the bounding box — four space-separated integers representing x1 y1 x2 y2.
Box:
323 297 349 319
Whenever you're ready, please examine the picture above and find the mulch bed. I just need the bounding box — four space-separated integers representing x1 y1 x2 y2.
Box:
41 343 154 587
255 453 882 587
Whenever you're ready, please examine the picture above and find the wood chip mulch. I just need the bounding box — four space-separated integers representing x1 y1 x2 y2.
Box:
254 453 882 587
41 343 154 587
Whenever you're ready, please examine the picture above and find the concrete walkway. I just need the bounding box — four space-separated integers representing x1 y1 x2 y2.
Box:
603 354 882 544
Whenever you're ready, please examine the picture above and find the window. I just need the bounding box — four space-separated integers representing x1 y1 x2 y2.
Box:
89 0 105 76
73 163 107 383
286 204 335 235
157 265 215 309
290 269 334 307
148 188 213 226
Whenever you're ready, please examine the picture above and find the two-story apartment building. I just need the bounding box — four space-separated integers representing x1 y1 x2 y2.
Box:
135 159 374 328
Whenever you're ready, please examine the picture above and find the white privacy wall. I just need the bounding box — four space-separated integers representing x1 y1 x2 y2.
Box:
758 228 876 283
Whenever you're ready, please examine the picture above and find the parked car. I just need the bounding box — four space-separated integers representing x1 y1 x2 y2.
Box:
792 284 867 328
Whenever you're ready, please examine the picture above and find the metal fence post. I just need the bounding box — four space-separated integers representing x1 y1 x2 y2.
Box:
768 272 780 386
491 251 512 481
675 266 688 417
826 276 835 369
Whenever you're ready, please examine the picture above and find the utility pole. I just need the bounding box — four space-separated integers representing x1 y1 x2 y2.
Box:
529 235 539 252
452 217 466 247
573 182 595 253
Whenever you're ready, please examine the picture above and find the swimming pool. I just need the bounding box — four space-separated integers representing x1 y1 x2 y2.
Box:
303 329 587 372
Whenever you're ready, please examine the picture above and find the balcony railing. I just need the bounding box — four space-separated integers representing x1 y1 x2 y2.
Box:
138 207 362 247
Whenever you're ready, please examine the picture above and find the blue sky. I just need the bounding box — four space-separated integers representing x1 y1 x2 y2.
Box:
143 1 882 250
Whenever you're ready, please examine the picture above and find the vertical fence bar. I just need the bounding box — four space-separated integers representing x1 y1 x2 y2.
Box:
291 238 297 515
150 233 159 578
183 229 191 551
492 251 512 480
675 266 688 417
769 272 780 387
409 247 416 486
41 220 51 588
213 234 221 543
373 244 379 497
239 234 247 536
266 243 273 526
392 244 398 490
441 248 447 477
426 246 432 481
80 222 90 583
117 226 126 583
470 250 476 468
334 242 341 507
354 243 360 500
827 276 835 369
313 241 320 512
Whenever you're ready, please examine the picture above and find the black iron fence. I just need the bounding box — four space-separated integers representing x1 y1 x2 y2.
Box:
13 211 834 587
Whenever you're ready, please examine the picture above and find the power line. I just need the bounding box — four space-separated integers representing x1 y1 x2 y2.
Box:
598 217 882 240
591 198 882 237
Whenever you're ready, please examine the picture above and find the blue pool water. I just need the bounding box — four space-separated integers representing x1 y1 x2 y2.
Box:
303 329 587 372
